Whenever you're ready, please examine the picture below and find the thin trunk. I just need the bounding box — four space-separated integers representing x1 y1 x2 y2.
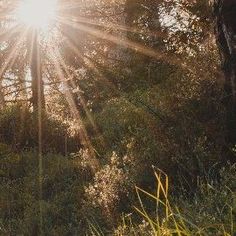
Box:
0 81 5 109
17 74 28 102
29 30 44 234
214 0 236 158
30 31 45 111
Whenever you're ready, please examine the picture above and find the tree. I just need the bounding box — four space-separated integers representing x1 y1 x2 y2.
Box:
213 0 236 158
28 30 45 111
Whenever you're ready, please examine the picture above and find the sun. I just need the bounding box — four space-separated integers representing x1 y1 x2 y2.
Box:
16 0 57 29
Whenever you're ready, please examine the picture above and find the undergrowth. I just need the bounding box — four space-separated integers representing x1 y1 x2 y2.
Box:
90 167 236 236
0 143 235 235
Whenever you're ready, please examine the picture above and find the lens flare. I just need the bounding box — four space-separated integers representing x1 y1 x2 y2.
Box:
16 0 57 29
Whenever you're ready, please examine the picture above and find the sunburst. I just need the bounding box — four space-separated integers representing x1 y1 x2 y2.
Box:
16 0 57 30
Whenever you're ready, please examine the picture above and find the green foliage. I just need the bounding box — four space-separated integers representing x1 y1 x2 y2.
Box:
0 105 77 154
0 145 93 235
0 0 234 235
84 152 134 225
92 167 235 235
91 59 224 192
1 142 235 235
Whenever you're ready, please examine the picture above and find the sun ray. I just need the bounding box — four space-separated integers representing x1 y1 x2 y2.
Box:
48 46 99 170
0 29 28 79
57 17 182 67
58 14 167 40
61 31 167 124
0 0 185 154
67 69 106 148
0 25 22 42
60 32 119 92
43 33 107 148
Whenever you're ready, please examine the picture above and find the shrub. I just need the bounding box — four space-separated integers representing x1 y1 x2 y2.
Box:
0 145 92 235
84 152 133 226
0 105 77 154
91 166 235 235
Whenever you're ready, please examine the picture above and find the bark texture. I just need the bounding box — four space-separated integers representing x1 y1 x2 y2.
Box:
214 0 236 154
30 31 45 111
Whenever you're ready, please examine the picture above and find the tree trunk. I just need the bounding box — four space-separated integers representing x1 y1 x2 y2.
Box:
0 81 5 109
214 0 236 158
30 31 45 112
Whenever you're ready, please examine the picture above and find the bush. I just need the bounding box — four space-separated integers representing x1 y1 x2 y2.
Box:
1 141 235 235
84 152 133 226
0 145 93 235
0 105 77 154
94 166 236 235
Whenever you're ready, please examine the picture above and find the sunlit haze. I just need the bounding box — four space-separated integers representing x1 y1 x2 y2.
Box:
16 0 57 29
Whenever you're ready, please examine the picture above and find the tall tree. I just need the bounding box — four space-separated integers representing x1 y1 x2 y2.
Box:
29 30 45 111
214 0 236 156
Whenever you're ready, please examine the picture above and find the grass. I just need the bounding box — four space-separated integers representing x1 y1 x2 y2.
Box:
1 143 234 235
89 167 235 236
